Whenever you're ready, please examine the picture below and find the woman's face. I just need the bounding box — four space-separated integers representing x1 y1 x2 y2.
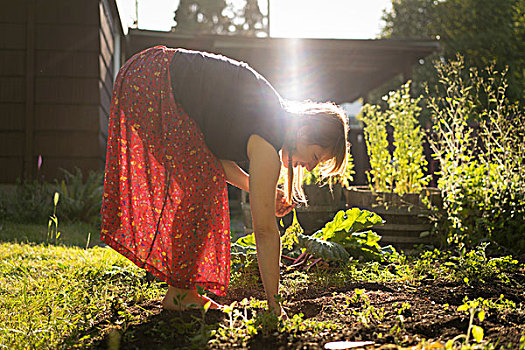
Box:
282 128 332 171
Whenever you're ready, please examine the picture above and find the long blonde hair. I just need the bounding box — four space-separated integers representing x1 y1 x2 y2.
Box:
281 100 349 205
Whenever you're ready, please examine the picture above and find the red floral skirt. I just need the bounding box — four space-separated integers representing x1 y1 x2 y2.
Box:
100 46 230 296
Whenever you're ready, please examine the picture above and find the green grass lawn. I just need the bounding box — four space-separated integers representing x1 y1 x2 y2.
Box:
0 241 165 349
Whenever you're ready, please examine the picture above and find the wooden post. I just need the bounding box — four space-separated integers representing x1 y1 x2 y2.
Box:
267 0 271 37
24 0 36 180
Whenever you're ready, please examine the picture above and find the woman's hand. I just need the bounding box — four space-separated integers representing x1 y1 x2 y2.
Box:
275 188 294 217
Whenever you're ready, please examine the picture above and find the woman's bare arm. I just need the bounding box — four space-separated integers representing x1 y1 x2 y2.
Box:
246 134 283 315
219 160 250 193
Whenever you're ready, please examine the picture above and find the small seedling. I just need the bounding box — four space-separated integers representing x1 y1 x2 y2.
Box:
46 192 62 245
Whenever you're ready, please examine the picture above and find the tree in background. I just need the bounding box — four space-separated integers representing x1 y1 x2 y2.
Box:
371 0 525 107
172 0 268 37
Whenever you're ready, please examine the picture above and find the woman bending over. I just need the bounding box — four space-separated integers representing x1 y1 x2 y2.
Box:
100 46 349 316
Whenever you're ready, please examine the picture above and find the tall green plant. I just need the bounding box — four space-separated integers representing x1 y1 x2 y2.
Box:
358 82 429 194
427 56 525 251
339 150 356 190
358 104 392 192
388 82 430 194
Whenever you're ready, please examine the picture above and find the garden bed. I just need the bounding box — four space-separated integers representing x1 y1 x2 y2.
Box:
43 247 523 349
84 267 525 349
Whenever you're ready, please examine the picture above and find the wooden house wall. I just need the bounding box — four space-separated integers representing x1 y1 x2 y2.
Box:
0 1 28 182
0 0 117 183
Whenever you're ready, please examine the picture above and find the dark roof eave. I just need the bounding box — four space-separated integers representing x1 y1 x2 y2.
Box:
128 29 439 53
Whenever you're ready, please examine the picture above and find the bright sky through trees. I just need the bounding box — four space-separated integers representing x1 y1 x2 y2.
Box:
116 0 391 39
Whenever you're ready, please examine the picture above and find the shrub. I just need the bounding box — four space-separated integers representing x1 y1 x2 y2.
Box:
427 56 525 253
0 168 104 226
55 168 103 226
0 180 54 224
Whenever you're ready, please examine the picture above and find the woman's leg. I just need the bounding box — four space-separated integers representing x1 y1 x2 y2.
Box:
162 285 224 311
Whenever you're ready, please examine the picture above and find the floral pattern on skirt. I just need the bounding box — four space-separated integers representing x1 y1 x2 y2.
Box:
100 46 230 296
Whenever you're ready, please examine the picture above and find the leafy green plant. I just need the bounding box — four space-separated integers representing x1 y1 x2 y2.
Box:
427 56 525 251
282 210 349 262
343 289 386 327
0 179 54 224
0 168 104 226
339 150 356 190
446 243 520 286
303 167 324 186
55 167 103 225
387 82 430 195
411 244 520 287
303 147 355 188
233 207 385 264
358 81 429 194
231 232 257 256
450 298 487 346
358 104 392 192
312 207 386 260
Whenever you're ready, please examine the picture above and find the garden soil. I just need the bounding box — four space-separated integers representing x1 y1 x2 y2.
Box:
80 267 525 349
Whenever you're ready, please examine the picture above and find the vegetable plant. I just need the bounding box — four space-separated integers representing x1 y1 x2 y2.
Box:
358 81 429 194
232 207 385 264
357 104 392 192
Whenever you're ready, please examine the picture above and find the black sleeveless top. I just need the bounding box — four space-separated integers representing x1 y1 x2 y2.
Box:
169 48 290 161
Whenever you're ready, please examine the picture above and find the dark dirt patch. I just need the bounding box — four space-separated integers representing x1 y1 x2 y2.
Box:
76 274 524 349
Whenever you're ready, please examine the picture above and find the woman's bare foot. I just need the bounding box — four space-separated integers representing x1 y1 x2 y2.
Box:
162 286 224 311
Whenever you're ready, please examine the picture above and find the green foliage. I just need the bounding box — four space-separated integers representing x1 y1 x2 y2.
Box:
1 237 522 349
357 104 392 192
0 243 164 349
231 232 257 256
211 297 339 346
428 57 525 251
358 82 429 194
173 0 267 36
303 167 320 186
281 209 302 250
313 208 386 260
0 180 54 224
387 83 430 194
339 289 386 327
339 150 356 189
316 208 384 242
283 211 350 262
447 243 520 285
233 208 385 262
451 295 515 346
412 244 520 286
0 168 104 226
55 168 103 226
295 233 349 262
303 149 356 189
379 0 525 107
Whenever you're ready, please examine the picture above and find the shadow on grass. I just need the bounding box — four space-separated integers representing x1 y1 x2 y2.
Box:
0 221 102 248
